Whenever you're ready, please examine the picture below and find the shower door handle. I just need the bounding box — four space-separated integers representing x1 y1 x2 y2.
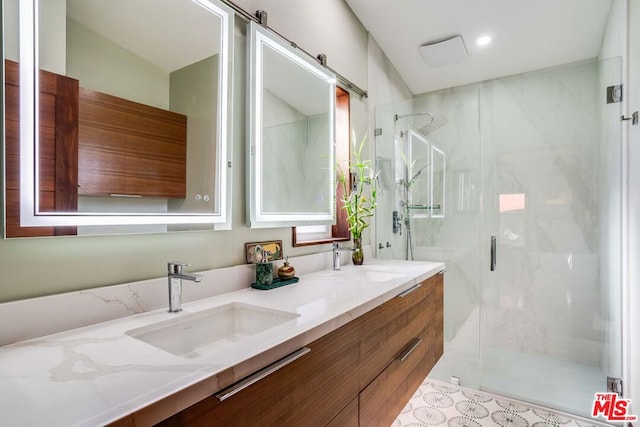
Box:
490 236 497 271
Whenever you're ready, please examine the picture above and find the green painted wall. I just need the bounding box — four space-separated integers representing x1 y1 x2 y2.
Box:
0 5 371 303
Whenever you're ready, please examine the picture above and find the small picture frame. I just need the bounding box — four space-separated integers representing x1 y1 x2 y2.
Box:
245 240 284 264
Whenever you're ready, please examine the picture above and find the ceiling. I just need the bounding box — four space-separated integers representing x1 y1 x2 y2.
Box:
345 0 613 94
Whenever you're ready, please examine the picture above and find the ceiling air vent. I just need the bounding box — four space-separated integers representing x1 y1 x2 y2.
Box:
419 35 468 67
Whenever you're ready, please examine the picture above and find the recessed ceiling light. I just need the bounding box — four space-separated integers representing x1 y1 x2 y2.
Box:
476 36 492 47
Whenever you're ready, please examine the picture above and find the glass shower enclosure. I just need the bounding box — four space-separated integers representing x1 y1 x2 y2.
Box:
374 58 623 418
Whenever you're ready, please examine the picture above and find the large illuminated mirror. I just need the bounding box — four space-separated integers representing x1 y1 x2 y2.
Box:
247 21 336 228
3 0 234 237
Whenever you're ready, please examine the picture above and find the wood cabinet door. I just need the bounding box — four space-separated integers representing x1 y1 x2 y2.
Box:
359 274 445 426
326 397 358 427
359 328 430 427
78 88 187 199
4 59 78 237
156 318 361 427
359 281 428 390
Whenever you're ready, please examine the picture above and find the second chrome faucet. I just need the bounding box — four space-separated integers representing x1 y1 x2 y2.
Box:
167 262 202 313
332 242 356 271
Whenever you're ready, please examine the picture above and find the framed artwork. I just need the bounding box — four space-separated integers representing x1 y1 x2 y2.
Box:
245 240 283 264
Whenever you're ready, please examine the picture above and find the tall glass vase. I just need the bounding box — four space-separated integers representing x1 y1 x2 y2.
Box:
352 237 364 265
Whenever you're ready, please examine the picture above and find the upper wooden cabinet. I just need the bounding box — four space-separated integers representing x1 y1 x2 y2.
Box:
78 88 188 199
4 59 78 238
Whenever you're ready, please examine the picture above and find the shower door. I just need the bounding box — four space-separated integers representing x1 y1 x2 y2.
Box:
479 58 623 418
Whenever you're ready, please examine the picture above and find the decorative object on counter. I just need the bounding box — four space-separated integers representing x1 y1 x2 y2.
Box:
337 131 378 265
277 257 296 279
255 261 274 287
245 240 283 264
251 276 299 290
255 248 275 287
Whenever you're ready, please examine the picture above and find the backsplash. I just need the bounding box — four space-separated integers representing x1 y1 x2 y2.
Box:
0 248 369 346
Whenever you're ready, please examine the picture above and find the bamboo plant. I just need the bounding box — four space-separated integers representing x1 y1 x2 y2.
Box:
337 131 378 241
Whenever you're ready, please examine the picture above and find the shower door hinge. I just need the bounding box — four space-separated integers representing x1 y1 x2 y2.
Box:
607 85 623 104
607 376 623 396
374 128 383 136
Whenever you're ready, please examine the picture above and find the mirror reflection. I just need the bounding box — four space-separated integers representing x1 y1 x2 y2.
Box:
406 129 431 219
248 22 335 228
4 0 232 237
430 144 445 218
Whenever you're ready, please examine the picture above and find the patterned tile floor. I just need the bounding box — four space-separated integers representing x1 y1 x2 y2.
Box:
392 379 614 427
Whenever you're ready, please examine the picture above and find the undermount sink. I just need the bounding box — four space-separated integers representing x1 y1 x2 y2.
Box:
325 266 401 283
126 302 300 358
361 270 400 283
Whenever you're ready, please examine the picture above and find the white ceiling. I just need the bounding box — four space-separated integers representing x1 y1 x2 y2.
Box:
345 0 613 94
67 0 221 73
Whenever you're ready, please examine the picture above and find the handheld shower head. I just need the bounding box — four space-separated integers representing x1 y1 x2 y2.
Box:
410 164 429 183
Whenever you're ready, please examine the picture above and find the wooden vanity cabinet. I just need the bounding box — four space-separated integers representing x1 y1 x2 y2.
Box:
140 273 444 427
326 397 358 427
359 273 444 427
157 317 362 427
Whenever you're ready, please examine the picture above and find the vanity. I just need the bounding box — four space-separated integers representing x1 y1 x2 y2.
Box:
0 258 444 426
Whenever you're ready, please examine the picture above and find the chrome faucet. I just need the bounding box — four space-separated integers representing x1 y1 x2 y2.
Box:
332 242 356 271
167 262 202 313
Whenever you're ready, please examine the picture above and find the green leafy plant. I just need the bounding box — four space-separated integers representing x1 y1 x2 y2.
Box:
337 131 378 239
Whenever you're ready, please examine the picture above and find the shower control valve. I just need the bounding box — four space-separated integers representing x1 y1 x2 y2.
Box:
393 210 402 235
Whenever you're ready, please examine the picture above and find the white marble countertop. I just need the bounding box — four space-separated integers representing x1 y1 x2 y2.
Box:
0 259 444 426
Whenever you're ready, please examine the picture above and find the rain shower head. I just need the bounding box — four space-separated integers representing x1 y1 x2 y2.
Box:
396 111 449 137
417 115 448 136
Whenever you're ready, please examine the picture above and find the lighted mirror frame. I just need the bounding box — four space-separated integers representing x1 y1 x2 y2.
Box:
247 21 336 228
16 0 234 228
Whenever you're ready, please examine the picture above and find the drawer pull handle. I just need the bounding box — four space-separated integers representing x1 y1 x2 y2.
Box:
398 283 422 298
215 347 311 401
398 338 422 362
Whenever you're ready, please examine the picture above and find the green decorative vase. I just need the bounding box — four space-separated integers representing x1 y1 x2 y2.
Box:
352 237 364 265
256 262 273 286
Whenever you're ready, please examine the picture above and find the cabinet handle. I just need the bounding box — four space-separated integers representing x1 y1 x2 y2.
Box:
109 194 142 198
397 338 422 362
214 347 311 401
397 283 422 298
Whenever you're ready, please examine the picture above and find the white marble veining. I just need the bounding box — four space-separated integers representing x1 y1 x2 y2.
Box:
375 59 618 419
0 256 443 426
0 250 345 347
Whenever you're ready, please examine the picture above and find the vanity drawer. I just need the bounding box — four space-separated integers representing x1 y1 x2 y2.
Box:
156 316 361 427
359 280 428 389
359 328 430 427
326 397 358 427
